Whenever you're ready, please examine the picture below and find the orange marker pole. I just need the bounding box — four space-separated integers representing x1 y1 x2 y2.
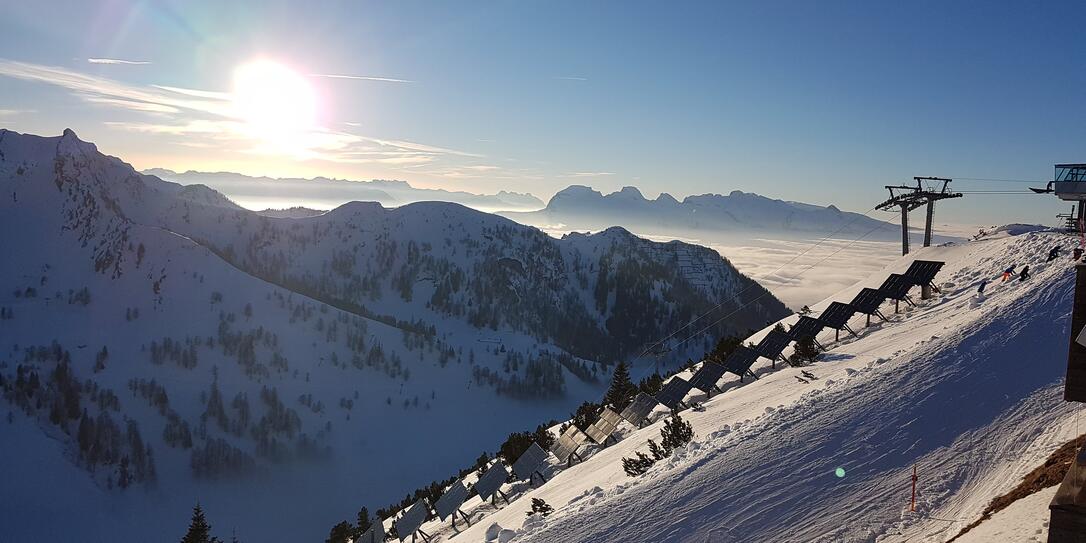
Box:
910 465 917 512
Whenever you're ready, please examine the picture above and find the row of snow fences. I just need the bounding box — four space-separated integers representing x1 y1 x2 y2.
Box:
385 261 948 541
800 260 946 349
753 329 792 368
723 345 760 382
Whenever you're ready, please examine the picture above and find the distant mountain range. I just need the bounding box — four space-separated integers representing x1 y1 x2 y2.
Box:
502 185 899 240
142 168 545 213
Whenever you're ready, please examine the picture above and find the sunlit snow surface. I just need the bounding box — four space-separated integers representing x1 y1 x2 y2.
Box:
416 230 1082 543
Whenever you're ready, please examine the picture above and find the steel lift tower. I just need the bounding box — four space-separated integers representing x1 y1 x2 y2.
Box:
876 177 963 256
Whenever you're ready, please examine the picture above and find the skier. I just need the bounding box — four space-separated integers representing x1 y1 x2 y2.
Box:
977 279 988 295
1019 265 1030 281
1000 265 1016 282
1048 246 1061 262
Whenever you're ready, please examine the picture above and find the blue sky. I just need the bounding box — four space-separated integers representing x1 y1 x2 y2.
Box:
1 1 1083 224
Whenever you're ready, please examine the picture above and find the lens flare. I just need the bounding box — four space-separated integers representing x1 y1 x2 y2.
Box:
231 60 318 152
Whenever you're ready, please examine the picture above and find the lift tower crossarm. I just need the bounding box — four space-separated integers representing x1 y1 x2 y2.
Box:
874 177 963 256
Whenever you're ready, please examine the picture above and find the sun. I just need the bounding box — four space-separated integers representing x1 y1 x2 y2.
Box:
231 60 317 146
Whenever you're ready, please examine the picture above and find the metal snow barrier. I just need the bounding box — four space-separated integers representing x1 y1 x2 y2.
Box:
474 463 510 504
879 273 916 312
655 376 693 411
723 345 761 381
511 442 549 486
754 329 793 368
550 424 588 465
395 499 431 542
585 407 622 447
789 316 827 344
850 287 889 326
620 392 660 428
819 302 859 341
434 478 472 529
355 520 385 543
903 259 944 287
688 361 727 397
903 259 945 299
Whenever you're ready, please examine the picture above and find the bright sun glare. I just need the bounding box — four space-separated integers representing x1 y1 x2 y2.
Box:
232 60 317 150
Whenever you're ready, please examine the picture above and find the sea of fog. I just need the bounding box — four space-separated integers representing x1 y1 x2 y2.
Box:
541 224 978 310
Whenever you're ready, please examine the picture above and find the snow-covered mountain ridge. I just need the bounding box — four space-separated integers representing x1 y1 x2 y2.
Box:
394 229 1081 543
0 128 787 541
501 184 901 240
143 168 545 213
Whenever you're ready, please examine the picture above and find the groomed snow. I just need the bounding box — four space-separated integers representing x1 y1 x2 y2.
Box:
394 230 1084 543
954 486 1056 543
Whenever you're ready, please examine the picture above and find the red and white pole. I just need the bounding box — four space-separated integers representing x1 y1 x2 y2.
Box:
910 465 917 512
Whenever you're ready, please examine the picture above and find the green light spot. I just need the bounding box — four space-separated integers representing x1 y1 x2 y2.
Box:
835 467 846 478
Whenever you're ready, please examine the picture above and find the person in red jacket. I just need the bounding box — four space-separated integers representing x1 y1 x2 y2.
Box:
1000 265 1016 282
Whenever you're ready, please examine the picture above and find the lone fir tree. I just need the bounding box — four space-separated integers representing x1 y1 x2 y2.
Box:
181 503 222 543
603 361 637 411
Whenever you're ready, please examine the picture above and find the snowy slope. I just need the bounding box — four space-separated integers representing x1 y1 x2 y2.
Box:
0 128 786 542
954 486 1055 543
399 229 1082 543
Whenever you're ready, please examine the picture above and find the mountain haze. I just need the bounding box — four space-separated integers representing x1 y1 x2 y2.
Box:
503 184 900 240
143 168 546 213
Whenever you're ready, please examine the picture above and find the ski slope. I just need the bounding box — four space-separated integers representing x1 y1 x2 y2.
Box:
397 229 1082 543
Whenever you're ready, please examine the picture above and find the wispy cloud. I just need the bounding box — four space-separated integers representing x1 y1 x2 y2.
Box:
0 108 32 116
88 58 151 65
0 59 232 117
567 171 616 177
357 135 482 158
152 85 233 100
0 58 485 171
81 95 180 114
310 73 413 83
554 76 588 81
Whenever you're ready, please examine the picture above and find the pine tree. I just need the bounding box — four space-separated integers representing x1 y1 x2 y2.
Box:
117 456 131 489
789 336 819 366
181 503 222 543
325 521 354 543
603 362 637 411
571 401 601 431
647 438 670 461
638 373 664 396
622 451 656 477
707 334 742 363
528 498 554 517
355 507 371 537
660 413 694 452
77 409 95 460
